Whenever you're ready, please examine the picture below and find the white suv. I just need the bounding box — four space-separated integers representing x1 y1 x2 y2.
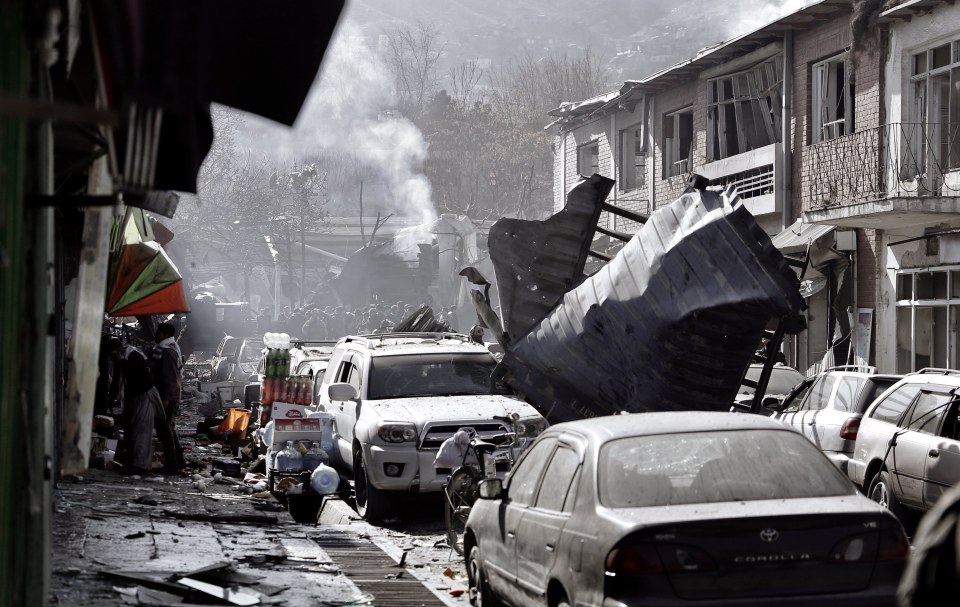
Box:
317 332 547 522
848 369 960 518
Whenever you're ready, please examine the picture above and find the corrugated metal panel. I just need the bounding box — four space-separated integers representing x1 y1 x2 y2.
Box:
499 186 804 423
490 174 611 339
771 220 835 253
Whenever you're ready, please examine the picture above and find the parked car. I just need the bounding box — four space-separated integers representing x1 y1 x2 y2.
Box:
211 335 263 383
318 332 547 522
773 366 903 473
731 363 804 412
464 411 908 607
848 369 960 519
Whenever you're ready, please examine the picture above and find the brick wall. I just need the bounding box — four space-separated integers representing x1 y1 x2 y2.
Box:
792 13 883 319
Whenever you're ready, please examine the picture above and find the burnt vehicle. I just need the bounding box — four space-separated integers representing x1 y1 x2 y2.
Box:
479 174 805 423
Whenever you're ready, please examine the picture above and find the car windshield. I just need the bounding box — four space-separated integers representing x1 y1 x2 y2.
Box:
367 353 510 399
239 341 263 363
739 366 804 396
598 429 854 508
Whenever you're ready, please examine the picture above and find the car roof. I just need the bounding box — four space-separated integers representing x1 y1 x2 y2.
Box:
547 411 785 443
890 369 960 387
338 333 493 357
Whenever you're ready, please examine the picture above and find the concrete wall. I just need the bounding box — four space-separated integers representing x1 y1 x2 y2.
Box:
875 5 960 372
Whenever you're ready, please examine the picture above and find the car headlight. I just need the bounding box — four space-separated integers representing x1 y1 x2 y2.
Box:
517 417 548 438
377 422 418 443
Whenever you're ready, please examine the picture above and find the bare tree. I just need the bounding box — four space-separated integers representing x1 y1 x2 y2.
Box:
384 20 445 119
449 59 485 111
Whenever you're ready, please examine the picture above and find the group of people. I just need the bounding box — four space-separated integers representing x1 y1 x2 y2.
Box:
105 322 188 475
258 301 459 341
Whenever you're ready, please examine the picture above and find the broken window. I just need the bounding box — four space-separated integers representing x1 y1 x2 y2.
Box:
663 109 693 178
908 40 960 178
577 142 599 177
620 124 645 190
812 53 854 143
706 54 783 161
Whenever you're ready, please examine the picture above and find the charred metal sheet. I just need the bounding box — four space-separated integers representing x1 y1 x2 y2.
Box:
489 174 613 340
499 183 804 423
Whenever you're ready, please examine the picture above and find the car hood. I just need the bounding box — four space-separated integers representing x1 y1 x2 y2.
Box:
600 494 883 529
369 395 541 425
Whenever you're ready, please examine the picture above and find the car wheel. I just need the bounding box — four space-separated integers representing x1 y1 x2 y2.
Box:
869 470 907 520
354 451 390 523
467 545 501 607
554 592 571 607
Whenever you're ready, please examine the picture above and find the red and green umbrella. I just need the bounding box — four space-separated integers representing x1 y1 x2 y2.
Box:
106 208 189 317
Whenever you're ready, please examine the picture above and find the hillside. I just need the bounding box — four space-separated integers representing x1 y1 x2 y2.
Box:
343 0 816 91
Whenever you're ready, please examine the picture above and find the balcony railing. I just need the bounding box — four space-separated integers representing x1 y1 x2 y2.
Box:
802 122 960 210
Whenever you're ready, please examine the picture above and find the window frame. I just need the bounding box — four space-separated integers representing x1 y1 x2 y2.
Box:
908 39 960 176
532 445 581 513
619 123 646 191
663 108 694 178
706 54 783 161
811 52 854 144
577 141 600 177
894 267 960 372
505 437 557 507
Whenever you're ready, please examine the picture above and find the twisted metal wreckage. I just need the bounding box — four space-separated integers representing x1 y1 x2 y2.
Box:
472 173 807 423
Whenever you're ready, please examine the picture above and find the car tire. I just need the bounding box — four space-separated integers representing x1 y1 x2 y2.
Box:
869 470 907 520
467 545 502 607
354 451 390 523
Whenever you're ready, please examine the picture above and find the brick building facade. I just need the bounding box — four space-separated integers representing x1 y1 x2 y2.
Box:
547 0 957 374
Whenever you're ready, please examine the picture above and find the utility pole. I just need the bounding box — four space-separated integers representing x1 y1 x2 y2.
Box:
300 193 306 308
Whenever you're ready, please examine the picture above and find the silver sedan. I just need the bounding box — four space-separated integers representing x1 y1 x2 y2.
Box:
464 411 908 607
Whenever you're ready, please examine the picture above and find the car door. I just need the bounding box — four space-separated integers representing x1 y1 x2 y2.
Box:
891 389 954 509
799 374 837 448
329 354 362 467
514 442 582 607
776 377 816 429
482 437 557 601
924 397 960 508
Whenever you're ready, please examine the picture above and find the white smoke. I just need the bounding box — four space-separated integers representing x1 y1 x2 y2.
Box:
228 22 436 224
735 0 820 34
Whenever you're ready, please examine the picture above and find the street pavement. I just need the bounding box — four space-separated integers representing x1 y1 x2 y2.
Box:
49 466 470 606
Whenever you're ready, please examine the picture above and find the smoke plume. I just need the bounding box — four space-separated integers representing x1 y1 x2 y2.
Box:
228 22 436 224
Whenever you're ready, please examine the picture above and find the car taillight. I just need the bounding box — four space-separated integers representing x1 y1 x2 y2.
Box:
876 527 910 562
828 527 909 564
840 417 860 440
605 544 716 576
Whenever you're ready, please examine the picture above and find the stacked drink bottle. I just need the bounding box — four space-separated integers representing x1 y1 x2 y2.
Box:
259 334 314 406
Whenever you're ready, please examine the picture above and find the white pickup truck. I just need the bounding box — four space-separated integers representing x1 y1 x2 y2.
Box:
317 332 547 522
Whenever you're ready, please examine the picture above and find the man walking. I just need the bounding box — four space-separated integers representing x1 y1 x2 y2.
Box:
151 322 187 472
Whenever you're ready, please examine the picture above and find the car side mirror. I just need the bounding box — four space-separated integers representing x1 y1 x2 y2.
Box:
328 382 359 402
761 396 782 412
477 478 503 500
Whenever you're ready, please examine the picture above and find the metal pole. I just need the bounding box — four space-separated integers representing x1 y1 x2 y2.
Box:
781 30 794 230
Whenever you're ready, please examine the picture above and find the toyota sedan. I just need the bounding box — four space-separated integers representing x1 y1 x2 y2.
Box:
464 411 908 607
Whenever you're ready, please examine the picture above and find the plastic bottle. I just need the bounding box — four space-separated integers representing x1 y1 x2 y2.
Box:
310 463 339 495
302 441 330 471
275 440 303 472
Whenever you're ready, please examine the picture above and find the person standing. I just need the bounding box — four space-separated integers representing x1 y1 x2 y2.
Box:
151 322 187 472
107 339 179 475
